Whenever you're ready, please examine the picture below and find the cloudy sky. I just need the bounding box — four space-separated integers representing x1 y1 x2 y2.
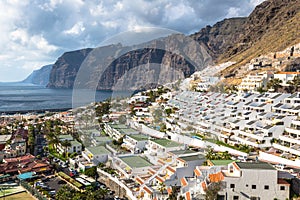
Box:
0 0 264 82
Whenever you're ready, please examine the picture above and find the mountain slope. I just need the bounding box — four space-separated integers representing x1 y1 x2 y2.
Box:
47 34 212 90
22 64 53 85
192 0 300 75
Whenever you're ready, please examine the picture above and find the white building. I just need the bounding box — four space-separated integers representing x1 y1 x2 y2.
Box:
220 162 290 200
274 72 300 86
238 72 271 92
82 146 111 165
57 134 82 155
122 134 149 153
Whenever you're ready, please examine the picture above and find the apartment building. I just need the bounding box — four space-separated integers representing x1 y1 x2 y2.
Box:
220 162 289 200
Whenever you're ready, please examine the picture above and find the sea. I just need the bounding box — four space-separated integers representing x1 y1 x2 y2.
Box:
0 83 131 113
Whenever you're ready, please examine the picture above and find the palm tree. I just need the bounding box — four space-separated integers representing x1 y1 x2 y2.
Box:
205 147 215 160
61 140 71 158
287 76 300 93
267 78 282 92
47 133 60 151
158 182 166 195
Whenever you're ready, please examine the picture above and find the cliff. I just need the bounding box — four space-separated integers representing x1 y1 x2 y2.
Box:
46 0 300 88
22 64 53 85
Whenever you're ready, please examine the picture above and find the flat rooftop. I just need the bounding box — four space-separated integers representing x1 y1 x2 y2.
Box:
0 134 11 142
109 124 128 129
151 139 182 148
128 134 149 141
236 162 275 170
169 149 197 155
208 160 234 166
120 156 153 168
94 136 113 142
118 128 138 134
86 146 111 155
179 154 205 162
59 134 73 140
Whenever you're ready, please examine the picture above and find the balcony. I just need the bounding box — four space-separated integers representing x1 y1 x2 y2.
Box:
285 127 300 135
273 143 300 156
279 135 300 146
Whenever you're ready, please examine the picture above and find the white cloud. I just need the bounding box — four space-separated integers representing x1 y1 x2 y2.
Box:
226 7 241 18
0 0 265 81
64 22 86 35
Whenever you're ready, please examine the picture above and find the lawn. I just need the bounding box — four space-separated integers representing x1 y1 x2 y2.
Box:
0 192 34 200
0 185 26 198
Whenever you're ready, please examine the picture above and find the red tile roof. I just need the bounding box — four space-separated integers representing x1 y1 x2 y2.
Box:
143 186 152 194
232 162 240 170
278 178 290 185
155 176 164 183
201 181 207 191
166 166 175 173
180 177 188 187
194 168 201 177
136 177 144 185
167 187 172 195
209 171 224 183
185 191 191 200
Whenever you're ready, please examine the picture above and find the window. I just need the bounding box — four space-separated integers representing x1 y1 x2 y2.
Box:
233 196 239 200
252 185 256 189
264 185 269 190
280 186 285 190
230 184 235 189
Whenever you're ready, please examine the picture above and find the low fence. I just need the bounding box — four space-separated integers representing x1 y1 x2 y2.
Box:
97 168 137 200
20 180 47 200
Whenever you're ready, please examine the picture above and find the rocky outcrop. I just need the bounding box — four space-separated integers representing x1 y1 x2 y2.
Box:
48 34 212 90
22 64 53 85
46 0 300 89
47 48 93 88
192 0 300 64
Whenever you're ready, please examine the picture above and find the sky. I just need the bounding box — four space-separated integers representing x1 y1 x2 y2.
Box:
0 0 265 82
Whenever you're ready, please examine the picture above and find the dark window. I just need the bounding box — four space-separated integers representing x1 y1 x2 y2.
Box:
252 185 256 189
230 184 235 189
264 185 269 190
233 196 239 200
280 186 285 190
246 184 248 187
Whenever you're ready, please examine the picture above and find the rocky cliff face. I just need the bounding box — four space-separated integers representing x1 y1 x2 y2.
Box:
192 0 300 65
48 34 212 90
47 48 93 88
22 64 53 85
47 0 300 89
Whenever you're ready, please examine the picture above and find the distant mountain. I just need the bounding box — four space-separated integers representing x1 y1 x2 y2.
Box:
22 64 53 86
46 0 300 89
47 34 211 90
47 48 93 89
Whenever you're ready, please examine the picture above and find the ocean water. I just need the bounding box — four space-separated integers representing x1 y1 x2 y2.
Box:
0 83 130 113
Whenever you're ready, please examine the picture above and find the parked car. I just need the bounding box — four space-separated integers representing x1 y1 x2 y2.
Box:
237 155 248 162
275 163 286 170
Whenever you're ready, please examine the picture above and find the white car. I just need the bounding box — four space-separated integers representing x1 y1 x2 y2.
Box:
237 155 248 162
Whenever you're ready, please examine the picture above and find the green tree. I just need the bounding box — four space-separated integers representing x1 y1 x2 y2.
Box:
84 166 98 178
158 182 166 195
61 140 71 158
205 182 222 200
56 185 76 200
27 124 35 154
287 76 300 93
267 78 282 92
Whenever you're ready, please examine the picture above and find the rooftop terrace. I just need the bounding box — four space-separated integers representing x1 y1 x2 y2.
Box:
120 156 153 168
151 139 182 148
